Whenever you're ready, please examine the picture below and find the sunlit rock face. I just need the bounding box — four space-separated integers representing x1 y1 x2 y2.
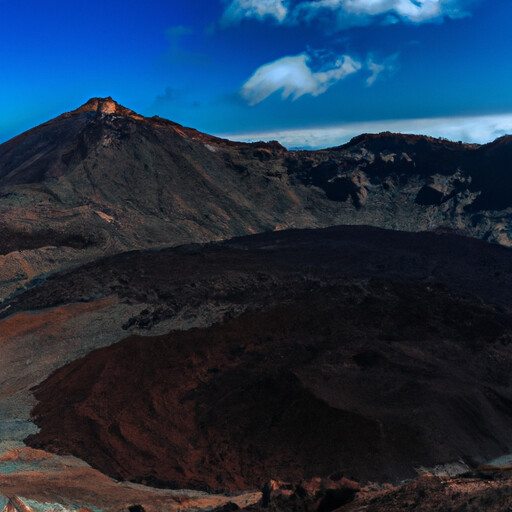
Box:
72 96 142 117
77 96 119 114
1 496 38 512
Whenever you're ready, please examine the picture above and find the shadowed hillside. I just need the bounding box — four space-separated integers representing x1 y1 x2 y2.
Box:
21 226 512 492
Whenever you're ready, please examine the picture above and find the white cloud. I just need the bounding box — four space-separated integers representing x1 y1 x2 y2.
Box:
222 0 288 24
298 0 467 23
223 0 472 26
219 112 512 149
240 53 361 105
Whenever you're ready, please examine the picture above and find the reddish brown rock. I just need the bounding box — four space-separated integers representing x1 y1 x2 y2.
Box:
1 497 36 512
26 278 512 491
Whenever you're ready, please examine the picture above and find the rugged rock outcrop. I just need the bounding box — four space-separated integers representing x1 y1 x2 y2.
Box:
0 496 36 512
229 468 512 512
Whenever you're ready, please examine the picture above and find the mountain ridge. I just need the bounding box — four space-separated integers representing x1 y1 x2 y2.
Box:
0 97 510 299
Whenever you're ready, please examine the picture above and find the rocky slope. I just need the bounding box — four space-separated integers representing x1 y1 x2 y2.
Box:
26 288 512 491
0 448 260 512
2 225 510 453
0 97 511 298
15 227 511 492
231 467 512 512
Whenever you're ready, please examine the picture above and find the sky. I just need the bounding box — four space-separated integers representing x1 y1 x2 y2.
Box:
1 0 512 148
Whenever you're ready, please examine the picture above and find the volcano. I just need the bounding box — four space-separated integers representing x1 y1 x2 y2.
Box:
0 97 511 510
0 97 510 298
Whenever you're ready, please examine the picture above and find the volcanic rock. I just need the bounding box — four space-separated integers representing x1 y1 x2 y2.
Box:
1 497 36 512
25 265 512 491
1 97 512 509
0 98 511 298
236 469 512 512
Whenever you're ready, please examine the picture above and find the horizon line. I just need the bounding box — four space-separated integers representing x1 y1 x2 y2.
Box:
218 112 512 150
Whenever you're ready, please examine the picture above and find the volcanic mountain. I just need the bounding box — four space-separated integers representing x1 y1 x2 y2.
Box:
0 98 512 509
0 97 511 297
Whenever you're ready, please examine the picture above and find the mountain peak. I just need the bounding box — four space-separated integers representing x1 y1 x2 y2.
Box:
70 97 142 119
81 96 120 113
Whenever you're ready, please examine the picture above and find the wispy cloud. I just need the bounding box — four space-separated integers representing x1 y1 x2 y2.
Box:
222 0 289 24
366 53 398 86
366 60 385 86
240 53 361 105
222 0 473 27
219 112 512 149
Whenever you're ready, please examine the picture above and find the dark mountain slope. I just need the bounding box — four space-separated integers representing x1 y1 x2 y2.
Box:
0 97 510 298
4 225 512 323
21 226 512 492
26 273 512 492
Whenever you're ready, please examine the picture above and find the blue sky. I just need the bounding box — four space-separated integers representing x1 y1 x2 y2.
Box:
1 0 511 148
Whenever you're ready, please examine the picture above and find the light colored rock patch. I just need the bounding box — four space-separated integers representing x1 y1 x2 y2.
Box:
0 460 261 512
94 211 115 223
415 459 471 478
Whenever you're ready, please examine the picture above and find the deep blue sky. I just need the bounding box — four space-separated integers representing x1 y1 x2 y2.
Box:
1 0 511 147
